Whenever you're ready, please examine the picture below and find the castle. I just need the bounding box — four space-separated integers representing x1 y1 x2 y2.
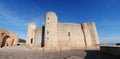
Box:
26 12 100 51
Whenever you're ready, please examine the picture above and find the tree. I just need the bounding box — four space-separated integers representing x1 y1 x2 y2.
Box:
18 38 26 43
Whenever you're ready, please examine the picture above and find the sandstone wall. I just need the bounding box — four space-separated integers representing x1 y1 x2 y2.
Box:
26 23 36 47
9 32 18 46
0 29 9 47
82 23 92 47
44 12 58 49
0 28 18 47
87 22 100 45
27 12 100 51
34 27 43 48
57 23 85 50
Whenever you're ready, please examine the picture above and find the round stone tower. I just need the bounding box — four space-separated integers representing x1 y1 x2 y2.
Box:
26 23 36 47
44 12 58 48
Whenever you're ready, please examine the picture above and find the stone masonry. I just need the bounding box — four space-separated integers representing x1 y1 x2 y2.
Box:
26 12 100 51
0 28 18 48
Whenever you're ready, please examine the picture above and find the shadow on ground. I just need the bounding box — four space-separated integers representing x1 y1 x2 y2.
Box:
85 50 120 59
0 46 120 59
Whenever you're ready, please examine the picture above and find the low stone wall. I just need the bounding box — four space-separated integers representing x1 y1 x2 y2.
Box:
101 45 120 56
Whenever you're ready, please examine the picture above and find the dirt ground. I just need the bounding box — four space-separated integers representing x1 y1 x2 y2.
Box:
0 46 119 59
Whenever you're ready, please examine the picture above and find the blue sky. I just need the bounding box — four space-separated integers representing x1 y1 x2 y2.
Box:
0 0 120 44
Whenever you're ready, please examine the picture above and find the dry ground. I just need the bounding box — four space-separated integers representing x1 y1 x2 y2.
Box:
0 46 119 59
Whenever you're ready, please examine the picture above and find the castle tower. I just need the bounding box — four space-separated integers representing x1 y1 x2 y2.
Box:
26 23 36 47
88 22 100 45
82 23 92 47
44 12 58 48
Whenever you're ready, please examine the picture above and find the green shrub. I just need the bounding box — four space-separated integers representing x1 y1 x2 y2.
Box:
19 38 26 43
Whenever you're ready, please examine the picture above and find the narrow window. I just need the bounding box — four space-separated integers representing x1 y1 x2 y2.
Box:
68 32 71 36
47 31 49 34
31 38 33 44
48 17 49 20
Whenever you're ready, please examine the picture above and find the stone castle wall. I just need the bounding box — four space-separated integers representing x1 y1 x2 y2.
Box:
57 23 85 50
82 23 93 47
87 23 99 45
26 12 100 51
0 28 18 47
26 23 36 47
34 27 43 48
44 12 58 49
